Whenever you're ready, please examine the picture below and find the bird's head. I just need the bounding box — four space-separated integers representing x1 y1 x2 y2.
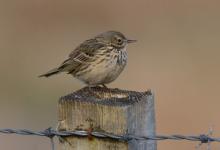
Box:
95 31 136 49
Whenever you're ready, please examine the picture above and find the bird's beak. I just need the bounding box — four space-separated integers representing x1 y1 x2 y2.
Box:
127 39 137 43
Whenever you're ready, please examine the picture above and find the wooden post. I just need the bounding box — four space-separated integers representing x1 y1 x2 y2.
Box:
58 87 156 150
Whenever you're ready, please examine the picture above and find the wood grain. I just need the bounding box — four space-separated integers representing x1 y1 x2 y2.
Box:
58 87 156 150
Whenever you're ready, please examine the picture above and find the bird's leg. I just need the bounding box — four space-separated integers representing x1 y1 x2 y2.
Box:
85 84 108 92
101 84 108 88
86 85 95 91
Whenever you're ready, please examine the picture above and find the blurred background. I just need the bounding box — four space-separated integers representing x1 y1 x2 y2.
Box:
0 0 220 149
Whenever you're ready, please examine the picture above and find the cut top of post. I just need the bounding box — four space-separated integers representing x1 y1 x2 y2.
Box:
59 87 152 106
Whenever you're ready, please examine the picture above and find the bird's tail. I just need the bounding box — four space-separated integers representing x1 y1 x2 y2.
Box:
39 68 60 77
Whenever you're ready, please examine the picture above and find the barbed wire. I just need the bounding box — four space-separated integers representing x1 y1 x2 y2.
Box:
0 128 219 150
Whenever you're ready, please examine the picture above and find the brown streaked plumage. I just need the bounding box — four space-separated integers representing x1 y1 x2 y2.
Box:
39 31 136 86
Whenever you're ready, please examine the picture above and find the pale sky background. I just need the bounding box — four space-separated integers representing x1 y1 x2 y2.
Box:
0 0 220 149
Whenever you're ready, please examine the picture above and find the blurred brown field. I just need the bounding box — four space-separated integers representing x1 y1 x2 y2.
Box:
0 0 220 149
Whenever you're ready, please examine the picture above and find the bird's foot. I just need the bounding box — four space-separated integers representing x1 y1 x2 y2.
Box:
84 84 108 92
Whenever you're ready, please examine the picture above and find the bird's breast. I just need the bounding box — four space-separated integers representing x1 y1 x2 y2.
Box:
75 48 127 85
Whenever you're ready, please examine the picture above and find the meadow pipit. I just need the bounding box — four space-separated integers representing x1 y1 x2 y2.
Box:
39 31 136 87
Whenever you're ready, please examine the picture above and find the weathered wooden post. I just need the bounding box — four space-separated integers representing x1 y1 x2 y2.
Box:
58 87 156 150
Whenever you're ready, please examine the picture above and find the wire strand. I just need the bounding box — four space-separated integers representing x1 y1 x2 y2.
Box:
0 128 220 150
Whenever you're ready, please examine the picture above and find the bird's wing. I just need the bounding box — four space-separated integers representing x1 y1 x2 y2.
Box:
58 38 106 74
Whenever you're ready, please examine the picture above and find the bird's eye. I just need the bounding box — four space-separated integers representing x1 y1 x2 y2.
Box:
117 38 122 44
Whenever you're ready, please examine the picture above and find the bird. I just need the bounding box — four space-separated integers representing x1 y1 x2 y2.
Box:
39 31 136 87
